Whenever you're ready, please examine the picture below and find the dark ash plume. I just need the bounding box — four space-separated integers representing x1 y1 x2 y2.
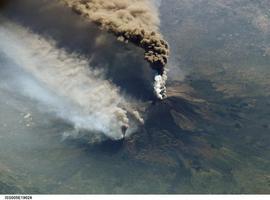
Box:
0 0 8 9
59 0 169 99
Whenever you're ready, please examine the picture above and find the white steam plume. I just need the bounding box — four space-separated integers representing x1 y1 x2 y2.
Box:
154 71 167 100
0 19 143 140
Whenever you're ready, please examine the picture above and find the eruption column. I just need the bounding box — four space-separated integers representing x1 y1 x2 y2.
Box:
59 0 170 99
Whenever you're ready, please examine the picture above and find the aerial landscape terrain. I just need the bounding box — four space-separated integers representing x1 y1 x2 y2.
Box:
0 0 269 194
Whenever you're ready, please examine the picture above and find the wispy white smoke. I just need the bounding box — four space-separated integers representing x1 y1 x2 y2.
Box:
0 19 143 140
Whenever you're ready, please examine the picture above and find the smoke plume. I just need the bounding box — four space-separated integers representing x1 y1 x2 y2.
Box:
0 19 143 141
0 0 7 9
59 0 169 99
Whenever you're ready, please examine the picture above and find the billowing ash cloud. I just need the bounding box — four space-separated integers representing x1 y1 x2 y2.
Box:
0 0 8 9
59 0 169 99
0 19 144 141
